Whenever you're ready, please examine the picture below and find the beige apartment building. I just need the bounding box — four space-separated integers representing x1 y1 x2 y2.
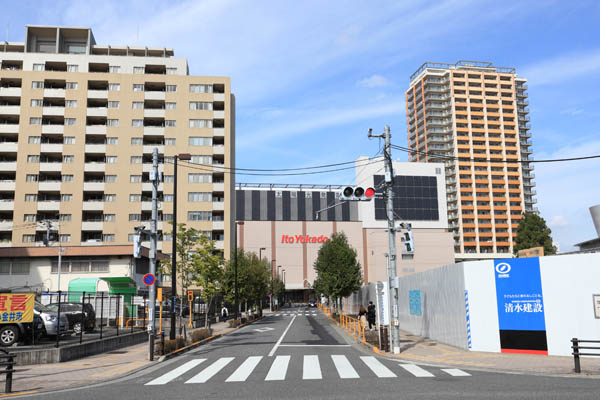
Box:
0 26 235 266
406 61 535 260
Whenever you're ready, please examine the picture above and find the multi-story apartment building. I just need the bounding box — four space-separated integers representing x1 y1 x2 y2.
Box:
0 26 235 260
405 61 535 260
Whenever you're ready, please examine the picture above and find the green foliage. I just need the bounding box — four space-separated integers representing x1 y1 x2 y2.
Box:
222 249 271 306
190 328 212 343
514 213 557 255
313 232 362 300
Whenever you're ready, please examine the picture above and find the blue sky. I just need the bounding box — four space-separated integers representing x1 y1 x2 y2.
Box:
3 0 600 250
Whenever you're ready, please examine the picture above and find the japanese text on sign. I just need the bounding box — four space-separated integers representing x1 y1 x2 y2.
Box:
0 293 35 323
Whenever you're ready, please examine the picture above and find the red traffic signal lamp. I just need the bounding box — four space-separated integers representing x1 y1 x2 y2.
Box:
340 186 375 201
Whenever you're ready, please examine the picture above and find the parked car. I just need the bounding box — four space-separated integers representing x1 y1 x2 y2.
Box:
307 299 317 307
0 314 44 347
34 301 69 337
47 303 96 334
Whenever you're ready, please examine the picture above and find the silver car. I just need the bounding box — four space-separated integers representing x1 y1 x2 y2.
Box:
34 301 69 336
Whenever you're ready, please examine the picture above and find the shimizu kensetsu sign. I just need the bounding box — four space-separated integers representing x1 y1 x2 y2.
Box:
281 235 330 244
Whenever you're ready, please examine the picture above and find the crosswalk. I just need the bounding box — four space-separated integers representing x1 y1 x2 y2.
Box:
145 355 471 385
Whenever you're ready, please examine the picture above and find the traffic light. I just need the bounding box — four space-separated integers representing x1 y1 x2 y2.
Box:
133 234 142 258
403 230 415 254
339 186 376 201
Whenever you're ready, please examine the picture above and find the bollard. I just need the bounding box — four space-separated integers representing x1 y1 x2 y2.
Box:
100 292 104 339
3 352 14 393
572 338 581 373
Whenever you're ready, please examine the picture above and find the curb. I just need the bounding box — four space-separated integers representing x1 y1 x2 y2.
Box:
157 316 264 362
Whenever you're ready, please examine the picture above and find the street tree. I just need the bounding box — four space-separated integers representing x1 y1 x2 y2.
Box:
514 213 557 255
190 239 223 328
313 232 362 313
223 249 270 317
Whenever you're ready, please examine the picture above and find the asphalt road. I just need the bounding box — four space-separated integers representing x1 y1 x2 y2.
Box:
14 305 600 399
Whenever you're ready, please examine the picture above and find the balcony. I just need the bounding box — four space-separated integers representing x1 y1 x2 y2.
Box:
0 105 20 115
0 220 13 231
87 107 107 117
143 127 164 136
142 182 164 191
38 181 61 191
84 163 106 172
141 201 152 211
83 182 105 191
41 125 63 134
213 110 225 119
0 180 15 190
0 161 17 171
143 145 164 154
523 180 536 188
0 87 21 97
213 182 225 192
144 109 165 118
0 143 17 152
212 201 225 211
44 88 66 98
39 162 62 172
0 201 14 211
214 93 225 102
213 128 225 137
82 221 103 231
144 91 165 101
0 123 18 134
212 221 225 230
82 201 104 211
213 145 225 155
85 144 107 153
87 90 108 99
42 107 65 116
37 201 60 211
40 143 63 153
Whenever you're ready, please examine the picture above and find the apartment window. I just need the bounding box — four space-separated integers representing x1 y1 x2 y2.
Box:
109 65 121 73
107 119 119 127
104 214 116 222
129 214 141 221
32 81 44 88
131 138 143 145
23 214 37 222
191 155 212 165
22 235 35 243
108 83 120 91
189 137 212 146
133 84 144 92
165 120 176 127
188 211 212 221
133 66 145 74
164 194 174 202
29 117 42 125
163 234 173 241
132 119 143 127
62 174 74 182
59 234 71 242
33 64 45 71
108 101 120 108
103 234 115 242
189 84 213 93
105 175 117 183
65 100 77 108
31 99 43 107
63 155 74 163
66 82 78 90
25 174 38 182
63 137 75 144
130 175 142 183
59 214 72 221
188 173 212 183
189 119 213 128
166 85 177 92
164 156 174 164
129 194 142 202
165 102 176 110
106 156 118 164
61 194 73 202
165 138 176 146
106 137 118 145
67 64 78 72
189 102 213 110
188 192 212 202
132 102 144 109
64 118 76 126
163 175 174 183
166 68 177 75
131 156 142 164
27 155 40 163
162 213 173 221
104 194 116 202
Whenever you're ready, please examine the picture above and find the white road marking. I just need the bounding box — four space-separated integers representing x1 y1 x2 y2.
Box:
186 357 235 383
268 314 297 357
360 356 396 378
146 359 206 385
264 355 290 381
399 364 435 377
225 356 263 382
303 355 322 380
276 313 281 316
279 344 351 347
254 327 275 333
441 368 471 377
331 355 359 379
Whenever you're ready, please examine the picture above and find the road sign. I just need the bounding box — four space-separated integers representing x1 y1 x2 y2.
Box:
143 273 156 286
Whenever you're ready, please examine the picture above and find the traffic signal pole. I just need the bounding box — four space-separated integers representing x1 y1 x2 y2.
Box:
148 148 159 360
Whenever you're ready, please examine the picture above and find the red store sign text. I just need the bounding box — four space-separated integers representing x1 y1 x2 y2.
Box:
281 234 329 244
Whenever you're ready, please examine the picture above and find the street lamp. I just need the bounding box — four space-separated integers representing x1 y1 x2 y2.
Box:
170 153 191 340
259 247 266 261
235 221 244 320
282 269 286 304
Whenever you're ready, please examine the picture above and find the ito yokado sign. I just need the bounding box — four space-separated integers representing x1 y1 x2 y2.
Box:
0 293 35 323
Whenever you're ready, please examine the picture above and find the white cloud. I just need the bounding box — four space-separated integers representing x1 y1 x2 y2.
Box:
559 107 584 116
356 75 391 88
520 49 600 86
550 215 569 227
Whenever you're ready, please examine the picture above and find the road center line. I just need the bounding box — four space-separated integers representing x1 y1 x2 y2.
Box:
278 344 351 347
268 314 296 357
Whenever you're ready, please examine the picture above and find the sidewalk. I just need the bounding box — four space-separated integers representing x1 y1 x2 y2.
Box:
375 330 600 377
0 318 249 396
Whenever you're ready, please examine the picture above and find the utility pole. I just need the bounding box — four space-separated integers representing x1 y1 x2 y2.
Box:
147 148 159 360
44 220 64 292
369 125 400 354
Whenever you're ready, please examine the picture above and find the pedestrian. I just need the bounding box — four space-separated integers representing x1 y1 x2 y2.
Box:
358 305 367 328
367 301 376 330
221 305 229 322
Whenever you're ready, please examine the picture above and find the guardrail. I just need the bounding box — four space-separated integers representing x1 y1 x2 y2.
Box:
571 338 600 373
0 348 15 393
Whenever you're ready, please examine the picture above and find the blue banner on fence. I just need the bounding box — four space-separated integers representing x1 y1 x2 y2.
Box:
494 257 546 331
409 290 422 316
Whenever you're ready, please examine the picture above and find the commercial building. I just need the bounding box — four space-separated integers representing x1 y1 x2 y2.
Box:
235 158 454 301
405 61 535 260
0 25 235 266
573 204 600 253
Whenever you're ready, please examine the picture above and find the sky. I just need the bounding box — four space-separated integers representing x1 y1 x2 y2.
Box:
3 0 600 251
